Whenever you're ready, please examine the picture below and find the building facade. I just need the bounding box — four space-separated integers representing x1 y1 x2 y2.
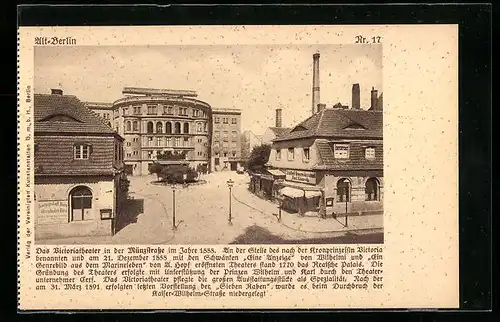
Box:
211 108 242 171
264 104 383 216
83 101 114 127
241 130 263 162
111 87 212 176
34 90 127 240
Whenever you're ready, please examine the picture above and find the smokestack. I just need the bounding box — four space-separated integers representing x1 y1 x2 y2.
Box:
317 104 326 113
371 87 378 110
352 84 360 109
51 89 63 95
275 108 282 128
312 52 320 115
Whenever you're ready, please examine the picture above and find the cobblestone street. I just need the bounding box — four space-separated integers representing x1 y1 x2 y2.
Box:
38 171 383 245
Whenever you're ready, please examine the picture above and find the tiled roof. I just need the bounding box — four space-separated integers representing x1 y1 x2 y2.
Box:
34 135 120 176
34 94 117 134
268 127 291 138
314 140 383 171
274 109 382 142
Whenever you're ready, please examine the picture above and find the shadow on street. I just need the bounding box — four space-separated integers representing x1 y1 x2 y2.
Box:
230 224 383 244
115 198 144 234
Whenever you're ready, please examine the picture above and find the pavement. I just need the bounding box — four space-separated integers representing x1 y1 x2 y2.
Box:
37 171 384 245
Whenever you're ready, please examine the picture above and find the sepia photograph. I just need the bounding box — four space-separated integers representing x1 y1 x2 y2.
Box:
33 44 384 245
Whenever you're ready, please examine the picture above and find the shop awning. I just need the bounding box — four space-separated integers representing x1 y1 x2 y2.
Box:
304 190 322 198
280 187 305 198
267 169 286 177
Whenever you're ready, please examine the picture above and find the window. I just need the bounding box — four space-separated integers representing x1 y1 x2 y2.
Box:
365 178 380 201
231 130 237 137
204 123 208 132
183 122 189 134
303 147 310 161
231 142 237 148
197 151 202 156
133 121 139 131
126 121 131 132
287 148 295 160
214 142 219 148
365 147 376 159
198 138 202 143
184 137 189 147
276 149 281 160
147 137 153 146
70 186 92 221
74 144 91 160
223 117 228 124
164 106 173 115
127 153 131 158
337 179 351 202
179 107 188 116
232 117 237 124
232 151 236 157
126 142 131 147
334 144 349 159
174 122 181 134
166 137 172 146
223 131 228 137
214 117 220 123
223 152 228 157
222 142 228 148
133 151 138 156
166 122 172 134
133 106 141 115
133 137 138 142
193 109 199 117
147 122 154 134
174 137 180 147
123 108 129 116
156 137 162 146
156 122 163 133
147 105 157 115
214 131 220 138
148 151 154 159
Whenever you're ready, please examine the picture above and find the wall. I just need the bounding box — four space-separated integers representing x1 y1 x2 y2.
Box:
321 172 384 214
34 176 116 240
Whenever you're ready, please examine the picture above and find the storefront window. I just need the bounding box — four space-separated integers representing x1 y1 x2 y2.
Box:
336 178 350 202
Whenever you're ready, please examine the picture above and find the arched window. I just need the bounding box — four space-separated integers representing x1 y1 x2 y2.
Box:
204 123 208 132
70 186 92 221
126 121 131 132
166 122 172 134
197 122 202 133
156 122 163 133
133 121 139 131
183 122 189 134
174 122 181 134
147 121 154 134
365 178 380 201
336 178 351 202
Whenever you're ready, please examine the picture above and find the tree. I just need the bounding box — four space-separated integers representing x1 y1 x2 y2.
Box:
247 144 271 172
149 163 198 183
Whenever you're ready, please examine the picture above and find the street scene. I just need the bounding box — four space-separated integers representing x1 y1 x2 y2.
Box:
34 44 383 245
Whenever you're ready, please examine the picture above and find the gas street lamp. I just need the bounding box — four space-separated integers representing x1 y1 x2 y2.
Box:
171 183 177 230
342 178 349 227
227 179 234 225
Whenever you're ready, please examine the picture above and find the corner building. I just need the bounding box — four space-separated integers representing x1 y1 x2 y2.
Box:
112 88 212 176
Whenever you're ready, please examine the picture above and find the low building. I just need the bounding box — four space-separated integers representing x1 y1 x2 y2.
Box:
211 107 242 171
260 108 291 145
265 100 383 216
34 89 127 240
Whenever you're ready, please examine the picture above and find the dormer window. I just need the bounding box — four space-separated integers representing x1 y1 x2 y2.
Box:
334 144 349 159
74 143 91 160
365 147 376 159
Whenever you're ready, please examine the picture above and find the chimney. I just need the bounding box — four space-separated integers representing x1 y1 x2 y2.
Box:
371 87 378 110
275 108 282 128
352 84 360 109
51 89 63 95
317 103 326 113
311 52 320 115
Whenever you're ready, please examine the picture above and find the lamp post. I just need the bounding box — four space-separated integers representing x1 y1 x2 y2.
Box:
343 178 349 227
227 179 234 225
171 183 177 230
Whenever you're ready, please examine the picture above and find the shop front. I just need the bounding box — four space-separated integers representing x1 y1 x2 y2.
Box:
276 169 323 215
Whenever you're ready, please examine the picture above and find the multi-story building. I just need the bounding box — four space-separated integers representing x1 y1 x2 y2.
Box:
241 130 263 162
34 89 127 240
83 101 114 127
111 87 212 176
264 92 383 216
211 108 242 171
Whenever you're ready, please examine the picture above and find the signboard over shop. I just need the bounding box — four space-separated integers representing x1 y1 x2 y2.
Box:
285 169 316 184
37 200 68 224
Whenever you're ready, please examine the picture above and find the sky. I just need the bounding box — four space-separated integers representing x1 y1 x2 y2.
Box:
35 44 382 135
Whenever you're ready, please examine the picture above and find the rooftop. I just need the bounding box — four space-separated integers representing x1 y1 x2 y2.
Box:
273 108 383 142
122 87 198 97
34 93 118 135
268 127 291 138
